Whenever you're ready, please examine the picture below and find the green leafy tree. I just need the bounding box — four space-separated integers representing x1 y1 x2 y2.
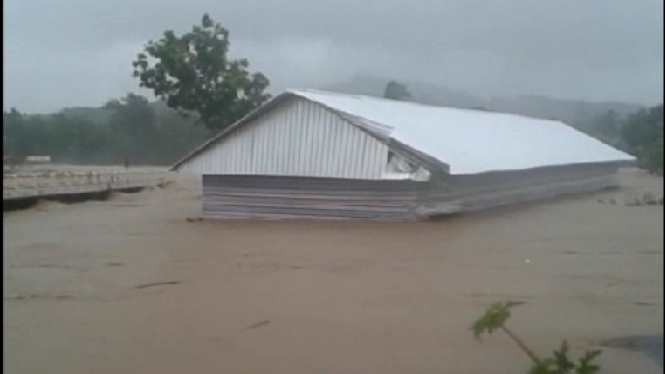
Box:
3 108 24 157
620 105 663 174
132 13 271 131
472 301 602 374
2 109 113 164
105 94 156 137
383 81 412 101
589 109 621 146
3 110 50 157
105 93 159 164
61 116 114 163
153 111 212 164
3 98 215 167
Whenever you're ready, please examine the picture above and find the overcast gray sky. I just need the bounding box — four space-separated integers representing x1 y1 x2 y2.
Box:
4 0 663 113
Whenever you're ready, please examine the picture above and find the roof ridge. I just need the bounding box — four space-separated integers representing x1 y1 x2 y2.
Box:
288 88 432 107
288 88 565 123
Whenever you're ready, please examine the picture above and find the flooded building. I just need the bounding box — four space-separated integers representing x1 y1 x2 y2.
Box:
171 89 634 221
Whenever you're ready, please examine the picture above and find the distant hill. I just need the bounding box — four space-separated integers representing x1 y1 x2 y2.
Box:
322 75 646 126
29 101 189 126
324 76 484 109
58 107 112 125
486 95 644 124
26 78 646 130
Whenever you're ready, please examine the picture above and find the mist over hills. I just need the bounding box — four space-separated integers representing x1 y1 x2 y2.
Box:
323 75 645 125
22 74 645 130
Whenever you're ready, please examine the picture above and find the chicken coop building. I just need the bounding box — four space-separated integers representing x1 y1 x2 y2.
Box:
171 89 634 221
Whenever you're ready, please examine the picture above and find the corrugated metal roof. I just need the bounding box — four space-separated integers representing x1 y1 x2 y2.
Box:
172 89 635 175
289 89 635 175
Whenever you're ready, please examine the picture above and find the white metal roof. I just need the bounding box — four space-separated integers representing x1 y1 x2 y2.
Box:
288 89 635 175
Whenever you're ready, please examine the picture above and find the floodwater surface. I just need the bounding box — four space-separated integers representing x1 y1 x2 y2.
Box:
3 168 663 373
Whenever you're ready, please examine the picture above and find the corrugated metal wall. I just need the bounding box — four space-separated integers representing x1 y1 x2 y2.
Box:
415 163 620 216
178 97 389 179
202 174 420 221
199 163 621 221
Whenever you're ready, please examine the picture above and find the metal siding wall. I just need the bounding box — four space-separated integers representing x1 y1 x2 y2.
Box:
202 174 420 221
179 98 388 179
415 163 620 216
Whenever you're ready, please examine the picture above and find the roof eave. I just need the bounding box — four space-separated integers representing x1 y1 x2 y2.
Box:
169 89 453 176
169 92 296 171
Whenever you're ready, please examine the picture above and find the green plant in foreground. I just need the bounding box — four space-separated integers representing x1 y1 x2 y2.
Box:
471 301 602 374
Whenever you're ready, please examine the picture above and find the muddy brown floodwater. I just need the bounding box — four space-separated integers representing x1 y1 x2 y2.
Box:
3 168 663 373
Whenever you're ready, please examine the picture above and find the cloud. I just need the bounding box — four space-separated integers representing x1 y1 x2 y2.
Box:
4 0 663 113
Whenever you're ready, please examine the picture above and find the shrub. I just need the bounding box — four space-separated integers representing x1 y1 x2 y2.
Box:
471 301 602 374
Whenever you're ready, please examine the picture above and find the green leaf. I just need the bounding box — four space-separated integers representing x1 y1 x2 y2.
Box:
470 300 524 340
132 14 269 131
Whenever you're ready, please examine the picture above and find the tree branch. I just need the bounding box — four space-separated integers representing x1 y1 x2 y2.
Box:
500 325 541 364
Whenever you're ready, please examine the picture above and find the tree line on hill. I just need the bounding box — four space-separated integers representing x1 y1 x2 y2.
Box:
3 14 662 175
563 102 662 174
3 94 212 166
